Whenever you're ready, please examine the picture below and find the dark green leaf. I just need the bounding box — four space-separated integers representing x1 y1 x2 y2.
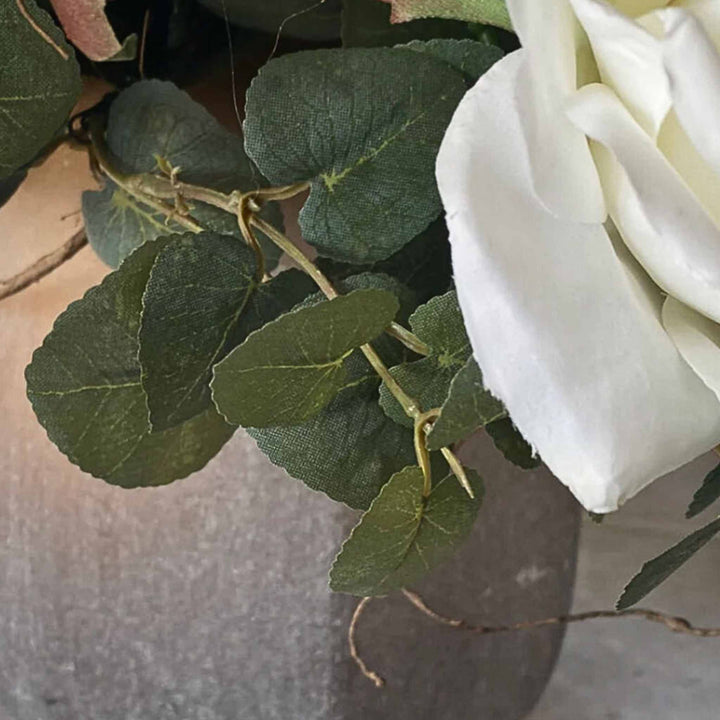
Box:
248 274 417 510
342 0 473 47
248 380 415 510
427 357 506 451
244 47 467 263
486 417 540 470
329 465 483 596
687 463 720 519
82 80 281 268
380 290 470 427
0 0 81 179
26 238 235 487
139 233 314 431
211 289 400 427
318 219 452 304
402 38 503 86
617 517 720 610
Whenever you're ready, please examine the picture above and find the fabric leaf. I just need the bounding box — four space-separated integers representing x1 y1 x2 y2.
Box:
211 289 400 427
244 47 467 263
26 237 235 487
329 465 483 596
0 0 81 180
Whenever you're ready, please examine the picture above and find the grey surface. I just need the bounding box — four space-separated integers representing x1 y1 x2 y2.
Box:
0 424 579 720
529 451 720 720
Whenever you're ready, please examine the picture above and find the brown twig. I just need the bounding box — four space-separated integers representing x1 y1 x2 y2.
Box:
348 598 385 689
348 589 720 688
0 228 87 302
401 589 720 637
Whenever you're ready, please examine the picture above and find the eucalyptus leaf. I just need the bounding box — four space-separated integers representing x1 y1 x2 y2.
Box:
427 358 506 451
26 238 235 487
380 290 470 427
617 517 720 610
486 417 540 470
318 219 452 304
139 233 314 431
0 0 81 179
329 465 483 596
687 463 720 519
212 289 400 428
244 47 467 263
82 80 281 267
402 38 503 86
248 274 417 510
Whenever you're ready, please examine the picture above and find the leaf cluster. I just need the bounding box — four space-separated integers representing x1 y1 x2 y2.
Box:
17 10 534 594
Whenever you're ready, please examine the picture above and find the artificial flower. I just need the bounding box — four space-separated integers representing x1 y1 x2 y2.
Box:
437 0 720 512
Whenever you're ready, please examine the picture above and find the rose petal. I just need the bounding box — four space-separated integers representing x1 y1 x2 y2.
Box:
663 297 720 401
436 51 720 512
569 0 671 136
660 8 720 176
673 0 720 50
505 0 605 222
567 83 720 324
658 111 720 231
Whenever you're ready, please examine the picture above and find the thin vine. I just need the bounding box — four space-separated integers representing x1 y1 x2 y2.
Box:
347 590 720 688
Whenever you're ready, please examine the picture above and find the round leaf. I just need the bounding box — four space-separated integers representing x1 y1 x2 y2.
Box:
244 47 467 263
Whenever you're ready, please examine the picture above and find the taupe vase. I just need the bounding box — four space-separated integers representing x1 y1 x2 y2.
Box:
0 427 579 719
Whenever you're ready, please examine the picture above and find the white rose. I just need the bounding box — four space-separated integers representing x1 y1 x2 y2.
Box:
436 0 720 513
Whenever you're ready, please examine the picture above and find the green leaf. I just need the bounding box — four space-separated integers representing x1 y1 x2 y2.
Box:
26 238 235 487
81 80 281 268
385 0 512 31
318 218 452 304
379 290 470 427
0 0 81 179
248 273 417 510
427 357 506 451
244 47 468 263
486 417 540 470
138 233 314 431
687 463 720 519
402 38 503 86
617 517 720 610
342 0 473 47
211 289 400 427
329 465 483 596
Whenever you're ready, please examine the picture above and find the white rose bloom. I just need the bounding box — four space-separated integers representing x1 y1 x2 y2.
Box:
436 0 720 513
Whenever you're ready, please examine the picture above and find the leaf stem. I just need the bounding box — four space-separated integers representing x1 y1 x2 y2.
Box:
389 322 430 356
250 215 422 420
88 116 205 233
251 215 339 299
